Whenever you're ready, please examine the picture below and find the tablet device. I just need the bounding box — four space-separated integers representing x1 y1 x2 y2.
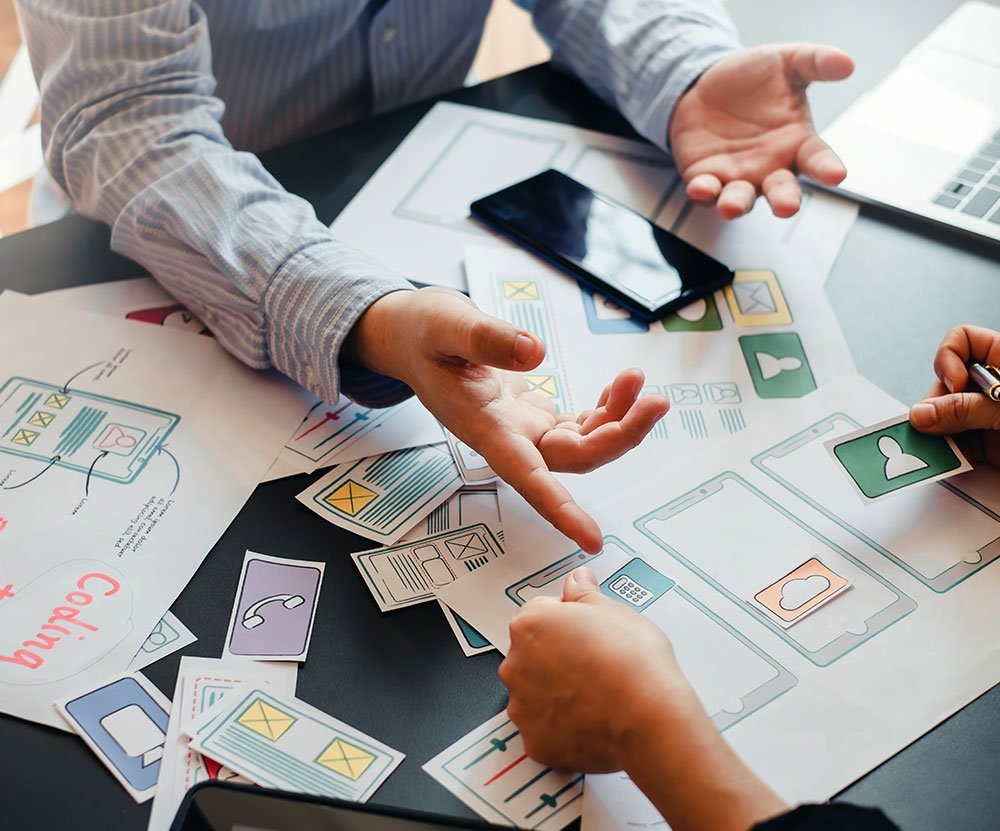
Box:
171 782 502 831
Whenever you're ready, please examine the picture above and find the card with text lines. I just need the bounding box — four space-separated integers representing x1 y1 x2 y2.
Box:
186 687 403 803
296 444 462 544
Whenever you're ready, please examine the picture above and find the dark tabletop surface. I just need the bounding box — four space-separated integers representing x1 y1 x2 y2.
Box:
0 1 998 829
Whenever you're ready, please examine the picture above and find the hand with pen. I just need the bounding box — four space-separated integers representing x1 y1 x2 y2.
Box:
909 325 1000 467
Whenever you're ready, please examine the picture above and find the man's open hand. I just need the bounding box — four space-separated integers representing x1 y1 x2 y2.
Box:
670 43 854 219
346 288 670 553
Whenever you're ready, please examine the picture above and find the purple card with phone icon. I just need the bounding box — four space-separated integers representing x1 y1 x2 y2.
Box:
223 551 325 661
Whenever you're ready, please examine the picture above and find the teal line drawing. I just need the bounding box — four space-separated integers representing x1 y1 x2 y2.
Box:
506 536 796 729
753 413 1000 593
0 376 179 485
393 121 565 230
634 471 917 666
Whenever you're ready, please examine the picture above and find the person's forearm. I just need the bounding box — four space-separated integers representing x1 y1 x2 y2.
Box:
520 0 741 151
16 0 413 407
623 690 788 831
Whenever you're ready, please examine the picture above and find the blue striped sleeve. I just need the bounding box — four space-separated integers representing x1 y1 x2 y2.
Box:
15 0 414 406
519 0 742 153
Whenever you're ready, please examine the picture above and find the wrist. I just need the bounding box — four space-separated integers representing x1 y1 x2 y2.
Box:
343 289 415 382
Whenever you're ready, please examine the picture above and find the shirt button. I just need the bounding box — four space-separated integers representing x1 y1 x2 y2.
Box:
381 24 397 44
304 363 320 388
202 308 217 324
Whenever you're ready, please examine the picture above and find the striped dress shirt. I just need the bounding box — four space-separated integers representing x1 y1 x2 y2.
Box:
15 0 740 405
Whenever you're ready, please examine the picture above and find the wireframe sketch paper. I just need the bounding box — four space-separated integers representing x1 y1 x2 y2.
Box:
436 374 1000 822
147 657 297 831
296 444 463 545
351 523 505 612
127 612 197 673
331 102 857 291
464 244 856 456
0 292 307 728
186 687 404 802
423 710 583 829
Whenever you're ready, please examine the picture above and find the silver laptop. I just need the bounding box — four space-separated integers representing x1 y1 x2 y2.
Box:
820 2 1000 242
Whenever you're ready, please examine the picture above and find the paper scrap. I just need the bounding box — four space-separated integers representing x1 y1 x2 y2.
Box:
352 524 505 612
56 672 170 804
825 415 972 503
127 612 197 672
222 551 325 662
297 444 462 545
423 710 583 829
186 687 404 802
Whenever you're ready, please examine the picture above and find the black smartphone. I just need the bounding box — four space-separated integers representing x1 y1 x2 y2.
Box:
470 169 733 321
171 781 503 831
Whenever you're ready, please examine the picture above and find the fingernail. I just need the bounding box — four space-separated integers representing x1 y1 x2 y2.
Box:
910 402 936 428
944 376 955 393
513 334 534 365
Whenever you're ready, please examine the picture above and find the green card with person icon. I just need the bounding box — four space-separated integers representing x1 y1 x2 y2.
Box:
825 416 973 503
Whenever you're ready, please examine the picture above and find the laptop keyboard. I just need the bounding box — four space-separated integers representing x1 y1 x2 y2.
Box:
933 130 1000 224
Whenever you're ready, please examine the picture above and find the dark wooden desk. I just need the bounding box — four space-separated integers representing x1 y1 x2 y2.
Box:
1 2 997 829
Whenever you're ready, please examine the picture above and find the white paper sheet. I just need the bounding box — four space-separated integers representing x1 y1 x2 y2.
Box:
331 102 857 291
436 375 1000 821
0 293 308 727
465 245 856 458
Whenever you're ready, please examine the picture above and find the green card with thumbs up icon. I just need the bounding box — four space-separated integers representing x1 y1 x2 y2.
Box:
740 333 816 398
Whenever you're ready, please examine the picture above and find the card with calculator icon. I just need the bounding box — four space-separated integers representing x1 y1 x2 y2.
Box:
600 558 676 611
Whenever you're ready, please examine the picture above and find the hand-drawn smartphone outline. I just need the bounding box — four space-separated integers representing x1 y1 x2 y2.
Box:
506 536 796 731
0 377 179 485
579 287 649 334
634 472 917 667
752 414 1000 593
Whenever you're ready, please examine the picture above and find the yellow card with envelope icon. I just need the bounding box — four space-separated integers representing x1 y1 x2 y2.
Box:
186 687 404 801
724 270 792 327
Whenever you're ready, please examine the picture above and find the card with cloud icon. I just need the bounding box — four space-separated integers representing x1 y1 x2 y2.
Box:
753 558 851 627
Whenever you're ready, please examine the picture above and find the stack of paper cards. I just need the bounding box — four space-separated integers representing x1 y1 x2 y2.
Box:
297 444 463 544
184 687 404 802
424 711 583 830
147 657 297 831
222 551 325 662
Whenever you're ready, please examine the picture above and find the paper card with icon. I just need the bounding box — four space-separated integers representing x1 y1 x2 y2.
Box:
55 671 171 803
297 444 462 545
127 611 197 672
824 415 972 504
724 269 792 327
352 523 505 612
222 551 325 662
753 558 851 627
444 429 497 484
185 687 403 802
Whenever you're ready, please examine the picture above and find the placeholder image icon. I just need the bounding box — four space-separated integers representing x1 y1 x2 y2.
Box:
317 737 376 780
753 558 850 627
661 294 723 332
580 288 648 334
828 418 971 501
740 333 816 398
600 558 676 611
237 697 296 741
94 423 147 456
724 270 792 327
